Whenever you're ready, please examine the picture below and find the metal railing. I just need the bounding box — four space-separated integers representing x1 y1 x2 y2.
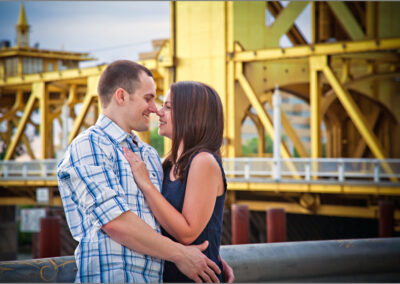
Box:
223 157 400 183
0 159 59 180
1 158 400 184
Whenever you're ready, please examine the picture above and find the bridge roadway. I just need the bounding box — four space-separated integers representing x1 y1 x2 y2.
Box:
1 157 399 221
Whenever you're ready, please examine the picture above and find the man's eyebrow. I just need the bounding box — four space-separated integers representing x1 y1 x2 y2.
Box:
145 93 155 98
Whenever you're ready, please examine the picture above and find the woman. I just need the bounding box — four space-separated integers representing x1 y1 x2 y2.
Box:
123 81 231 282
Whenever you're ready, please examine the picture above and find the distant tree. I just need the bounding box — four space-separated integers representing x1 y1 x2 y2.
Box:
150 127 164 157
242 134 273 156
242 137 258 155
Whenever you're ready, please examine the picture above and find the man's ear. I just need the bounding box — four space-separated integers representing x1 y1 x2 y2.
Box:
115 88 126 106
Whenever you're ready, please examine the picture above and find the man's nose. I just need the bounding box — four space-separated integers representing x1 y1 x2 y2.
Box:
148 101 157 113
156 108 164 117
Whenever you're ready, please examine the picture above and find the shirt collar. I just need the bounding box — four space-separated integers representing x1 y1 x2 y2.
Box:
96 114 147 148
96 114 131 144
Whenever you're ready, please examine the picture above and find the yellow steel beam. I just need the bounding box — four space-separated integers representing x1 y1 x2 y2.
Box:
235 200 400 220
0 65 106 87
67 84 78 105
38 81 50 158
4 84 39 160
0 196 62 206
225 40 242 157
21 133 36 159
235 65 302 178
354 108 380 158
246 111 266 157
0 90 24 122
321 72 400 116
264 1 309 47
227 181 400 196
310 56 323 158
267 1 307 46
234 37 400 62
0 50 93 61
321 62 396 181
327 2 365 41
68 76 99 144
235 67 292 158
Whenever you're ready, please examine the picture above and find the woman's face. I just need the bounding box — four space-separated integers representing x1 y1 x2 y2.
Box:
158 90 173 139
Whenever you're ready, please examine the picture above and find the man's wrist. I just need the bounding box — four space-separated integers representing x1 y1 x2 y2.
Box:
168 241 185 264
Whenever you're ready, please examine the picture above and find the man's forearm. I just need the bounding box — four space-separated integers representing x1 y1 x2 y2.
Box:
102 210 184 263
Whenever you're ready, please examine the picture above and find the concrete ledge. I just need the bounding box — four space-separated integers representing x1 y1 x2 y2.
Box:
1 238 400 282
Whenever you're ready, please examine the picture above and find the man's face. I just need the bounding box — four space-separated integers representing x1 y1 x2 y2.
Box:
124 72 157 132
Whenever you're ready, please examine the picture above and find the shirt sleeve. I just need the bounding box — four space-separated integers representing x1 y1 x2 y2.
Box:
58 133 130 228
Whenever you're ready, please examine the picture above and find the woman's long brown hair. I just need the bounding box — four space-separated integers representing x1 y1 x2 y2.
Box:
163 81 224 180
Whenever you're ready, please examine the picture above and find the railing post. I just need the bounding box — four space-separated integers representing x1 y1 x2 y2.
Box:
374 160 380 183
41 161 47 177
3 163 8 178
22 163 27 178
338 159 344 182
305 160 311 181
244 159 250 180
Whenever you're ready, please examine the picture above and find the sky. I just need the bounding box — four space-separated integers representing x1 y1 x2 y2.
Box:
0 1 312 159
0 1 312 68
0 1 171 67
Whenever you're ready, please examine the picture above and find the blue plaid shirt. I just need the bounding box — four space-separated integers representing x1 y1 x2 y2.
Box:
57 114 164 283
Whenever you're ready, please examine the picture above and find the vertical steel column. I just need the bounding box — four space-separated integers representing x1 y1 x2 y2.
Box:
266 208 287 243
273 86 281 180
379 200 394 238
231 204 249 244
39 217 60 258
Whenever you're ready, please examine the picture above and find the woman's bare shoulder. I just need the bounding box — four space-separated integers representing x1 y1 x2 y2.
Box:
190 152 220 171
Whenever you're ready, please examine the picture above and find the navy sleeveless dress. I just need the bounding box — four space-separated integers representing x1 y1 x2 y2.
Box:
161 152 227 282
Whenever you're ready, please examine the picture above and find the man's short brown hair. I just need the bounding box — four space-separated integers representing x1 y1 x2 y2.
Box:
97 60 153 108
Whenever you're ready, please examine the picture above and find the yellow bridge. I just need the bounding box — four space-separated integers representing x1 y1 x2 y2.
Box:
1 2 400 224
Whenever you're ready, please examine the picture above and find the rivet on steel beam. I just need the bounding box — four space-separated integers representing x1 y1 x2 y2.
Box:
281 48 285 54
375 39 380 47
342 43 346 49
253 51 257 56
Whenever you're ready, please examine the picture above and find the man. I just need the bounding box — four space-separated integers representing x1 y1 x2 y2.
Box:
57 60 226 282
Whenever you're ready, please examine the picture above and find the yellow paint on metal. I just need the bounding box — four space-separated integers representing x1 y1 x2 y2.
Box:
227 181 400 196
236 200 400 220
234 37 400 62
310 56 324 159
0 65 105 87
327 2 364 41
264 1 309 47
68 76 99 144
321 63 396 180
4 84 40 160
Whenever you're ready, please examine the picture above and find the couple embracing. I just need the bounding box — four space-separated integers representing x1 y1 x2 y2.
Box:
57 60 234 283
